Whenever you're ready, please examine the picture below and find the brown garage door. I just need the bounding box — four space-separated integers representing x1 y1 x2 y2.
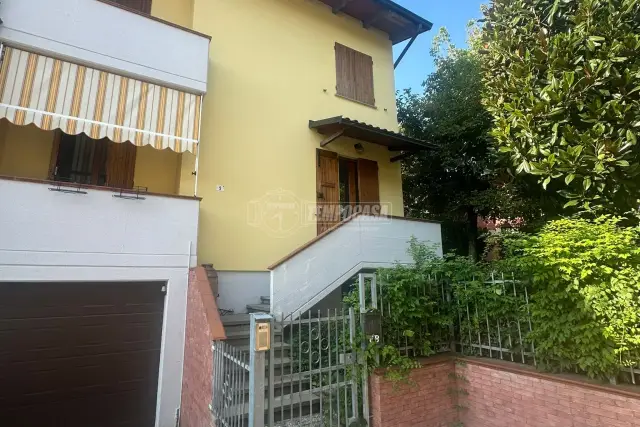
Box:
0 281 165 427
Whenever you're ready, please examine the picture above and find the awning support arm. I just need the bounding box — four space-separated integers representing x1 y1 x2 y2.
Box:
394 24 422 69
320 129 345 147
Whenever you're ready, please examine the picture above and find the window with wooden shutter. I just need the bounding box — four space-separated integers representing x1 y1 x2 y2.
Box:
335 43 375 107
50 134 137 189
112 0 152 14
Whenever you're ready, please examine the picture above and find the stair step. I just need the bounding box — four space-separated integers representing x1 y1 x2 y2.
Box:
217 383 353 417
221 314 251 326
260 295 270 304
246 303 270 313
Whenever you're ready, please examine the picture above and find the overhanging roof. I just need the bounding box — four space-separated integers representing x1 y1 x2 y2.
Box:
318 0 433 44
309 116 434 153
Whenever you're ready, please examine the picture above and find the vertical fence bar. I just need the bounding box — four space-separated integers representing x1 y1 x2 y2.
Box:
328 308 334 427
242 351 247 427
297 312 302 420
234 346 241 427
233 346 238 427
502 277 514 362
268 317 275 427
513 281 526 364
497 320 503 360
225 342 231 424
211 343 217 423
308 310 313 419
289 315 295 421
318 310 323 422
524 285 536 366
280 315 285 422
349 307 358 421
342 307 349 422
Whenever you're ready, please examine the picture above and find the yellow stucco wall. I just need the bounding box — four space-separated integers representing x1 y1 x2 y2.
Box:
151 0 194 28
0 124 53 179
192 0 404 271
133 146 181 195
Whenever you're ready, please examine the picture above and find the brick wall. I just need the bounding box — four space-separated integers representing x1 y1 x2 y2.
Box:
459 359 640 427
370 357 457 427
180 268 226 427
370 356 640 427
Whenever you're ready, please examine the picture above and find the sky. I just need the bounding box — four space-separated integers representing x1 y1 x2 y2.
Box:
392 0 485 92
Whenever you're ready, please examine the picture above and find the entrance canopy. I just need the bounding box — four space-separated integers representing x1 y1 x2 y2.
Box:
0 46 202 153
309 116 434 159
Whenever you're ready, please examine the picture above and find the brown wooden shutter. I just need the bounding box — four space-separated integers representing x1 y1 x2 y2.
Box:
113 0 152 14
316 150 340 235
354 52 375 106
335 43 375 106
357 158 380 206
106 142 137 189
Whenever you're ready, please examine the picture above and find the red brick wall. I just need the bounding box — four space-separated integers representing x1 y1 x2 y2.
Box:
370 356 640 427
370 357 457 427
180 268 224 427
459 360 640 427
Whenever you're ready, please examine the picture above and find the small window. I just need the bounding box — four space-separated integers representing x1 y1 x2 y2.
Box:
335 43 375 107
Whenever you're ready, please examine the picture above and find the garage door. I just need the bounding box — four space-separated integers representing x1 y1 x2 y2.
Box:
0 281 165 427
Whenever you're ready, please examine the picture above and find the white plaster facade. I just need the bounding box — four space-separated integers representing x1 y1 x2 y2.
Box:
0 178 200 427
0 0 210 93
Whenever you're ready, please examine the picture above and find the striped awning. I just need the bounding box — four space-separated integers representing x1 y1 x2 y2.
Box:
0 46 201 153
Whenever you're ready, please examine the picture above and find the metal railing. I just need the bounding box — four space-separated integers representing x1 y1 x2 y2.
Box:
268 308 365 427
212 341 250 427
363 271 640 386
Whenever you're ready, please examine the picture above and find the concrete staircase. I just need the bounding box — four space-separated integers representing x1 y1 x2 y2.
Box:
219 295 321 424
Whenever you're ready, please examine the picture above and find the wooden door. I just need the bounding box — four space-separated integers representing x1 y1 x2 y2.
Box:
316 150 340 235
106 142 137 189
357 158 380 212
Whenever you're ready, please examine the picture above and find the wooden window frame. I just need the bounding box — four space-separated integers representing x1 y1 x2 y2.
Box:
335 43 376 107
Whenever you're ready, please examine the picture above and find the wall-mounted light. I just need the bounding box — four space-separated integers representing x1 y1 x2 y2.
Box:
354 143 364 154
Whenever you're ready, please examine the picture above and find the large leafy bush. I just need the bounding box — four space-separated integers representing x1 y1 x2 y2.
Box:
517 216 640 378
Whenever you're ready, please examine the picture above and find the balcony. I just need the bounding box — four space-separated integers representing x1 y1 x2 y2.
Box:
0 0 210 93
0 175 200 272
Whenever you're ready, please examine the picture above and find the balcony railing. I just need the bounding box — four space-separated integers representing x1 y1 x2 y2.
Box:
0 0 210 93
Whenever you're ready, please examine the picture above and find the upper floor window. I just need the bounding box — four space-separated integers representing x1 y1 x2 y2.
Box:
50 133 137 189
334 43 375 107
111 0 152 14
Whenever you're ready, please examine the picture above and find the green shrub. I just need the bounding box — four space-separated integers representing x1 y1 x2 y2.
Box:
515 216 640 378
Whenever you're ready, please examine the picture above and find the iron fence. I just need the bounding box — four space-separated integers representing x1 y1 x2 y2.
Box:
363 271 640 387
268 308 367 427
212 341 250 427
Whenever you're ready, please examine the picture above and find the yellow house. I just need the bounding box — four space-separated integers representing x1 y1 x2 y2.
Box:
0 0 440 426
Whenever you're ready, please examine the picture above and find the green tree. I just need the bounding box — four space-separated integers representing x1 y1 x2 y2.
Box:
482 0 640 213
398 28 550 258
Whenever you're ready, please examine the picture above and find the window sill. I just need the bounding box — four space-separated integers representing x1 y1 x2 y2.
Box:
335 94 377 110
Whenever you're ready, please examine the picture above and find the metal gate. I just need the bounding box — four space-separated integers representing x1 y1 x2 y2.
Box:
267 307 368 427
211 308 369 427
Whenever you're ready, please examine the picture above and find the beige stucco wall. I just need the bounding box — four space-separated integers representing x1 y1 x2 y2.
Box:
191 0 404 271
0 123 54 180
151 0 194 29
